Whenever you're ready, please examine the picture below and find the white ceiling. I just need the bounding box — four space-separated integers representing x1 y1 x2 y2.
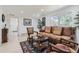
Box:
1 5 67 18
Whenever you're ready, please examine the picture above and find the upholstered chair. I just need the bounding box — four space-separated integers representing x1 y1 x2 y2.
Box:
27 27 38 45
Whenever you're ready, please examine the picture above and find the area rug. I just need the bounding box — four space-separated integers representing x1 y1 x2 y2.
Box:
20 40 49 53
20 41 28 53
20 41 34 53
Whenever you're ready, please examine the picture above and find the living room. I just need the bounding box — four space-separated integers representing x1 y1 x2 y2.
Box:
0 5 79 53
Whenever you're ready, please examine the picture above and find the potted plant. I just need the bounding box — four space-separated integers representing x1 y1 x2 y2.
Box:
37 19 42 30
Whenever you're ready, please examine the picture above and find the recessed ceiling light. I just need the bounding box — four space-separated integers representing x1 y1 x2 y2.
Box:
21 10 23 14
41 9 44 11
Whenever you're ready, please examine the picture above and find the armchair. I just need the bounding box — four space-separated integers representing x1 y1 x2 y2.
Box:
60 38 79 51
27 27 38 45
50 38 79 53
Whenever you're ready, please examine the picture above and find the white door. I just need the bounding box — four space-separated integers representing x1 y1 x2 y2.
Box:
9 18 19 37
10 18 18 32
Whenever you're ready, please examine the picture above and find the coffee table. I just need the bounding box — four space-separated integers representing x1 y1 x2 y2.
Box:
27 34 50 53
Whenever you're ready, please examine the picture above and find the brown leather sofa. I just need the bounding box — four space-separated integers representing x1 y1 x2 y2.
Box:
39 26 76 43
39 26 78 52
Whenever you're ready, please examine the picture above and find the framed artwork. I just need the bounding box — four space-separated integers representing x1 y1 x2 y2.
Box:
23 18 32 26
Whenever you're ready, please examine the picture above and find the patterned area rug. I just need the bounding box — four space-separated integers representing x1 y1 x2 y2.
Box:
20 40 49 53
20 41 35 53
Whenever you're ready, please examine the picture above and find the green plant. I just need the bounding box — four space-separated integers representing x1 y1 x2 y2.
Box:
37 19 42 30
37 17 46 30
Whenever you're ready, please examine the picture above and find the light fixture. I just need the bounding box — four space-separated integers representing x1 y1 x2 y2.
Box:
21 10 23 14
41 9 44 12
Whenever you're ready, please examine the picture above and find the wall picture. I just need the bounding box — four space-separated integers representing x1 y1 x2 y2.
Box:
23 18 32 26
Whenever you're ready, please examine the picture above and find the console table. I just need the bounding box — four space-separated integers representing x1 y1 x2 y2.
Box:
2 28 8 43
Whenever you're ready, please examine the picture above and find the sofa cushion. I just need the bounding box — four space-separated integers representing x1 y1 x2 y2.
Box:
45 26 51 33
46 34 61 40
52 27 62 35
63 27 73 36
61 36 71 40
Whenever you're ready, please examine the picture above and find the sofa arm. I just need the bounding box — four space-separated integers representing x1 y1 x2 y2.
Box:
61 35 75 40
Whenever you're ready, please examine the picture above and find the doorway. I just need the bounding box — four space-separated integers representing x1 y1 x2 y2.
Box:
9 18 19 40
10 18 18 32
